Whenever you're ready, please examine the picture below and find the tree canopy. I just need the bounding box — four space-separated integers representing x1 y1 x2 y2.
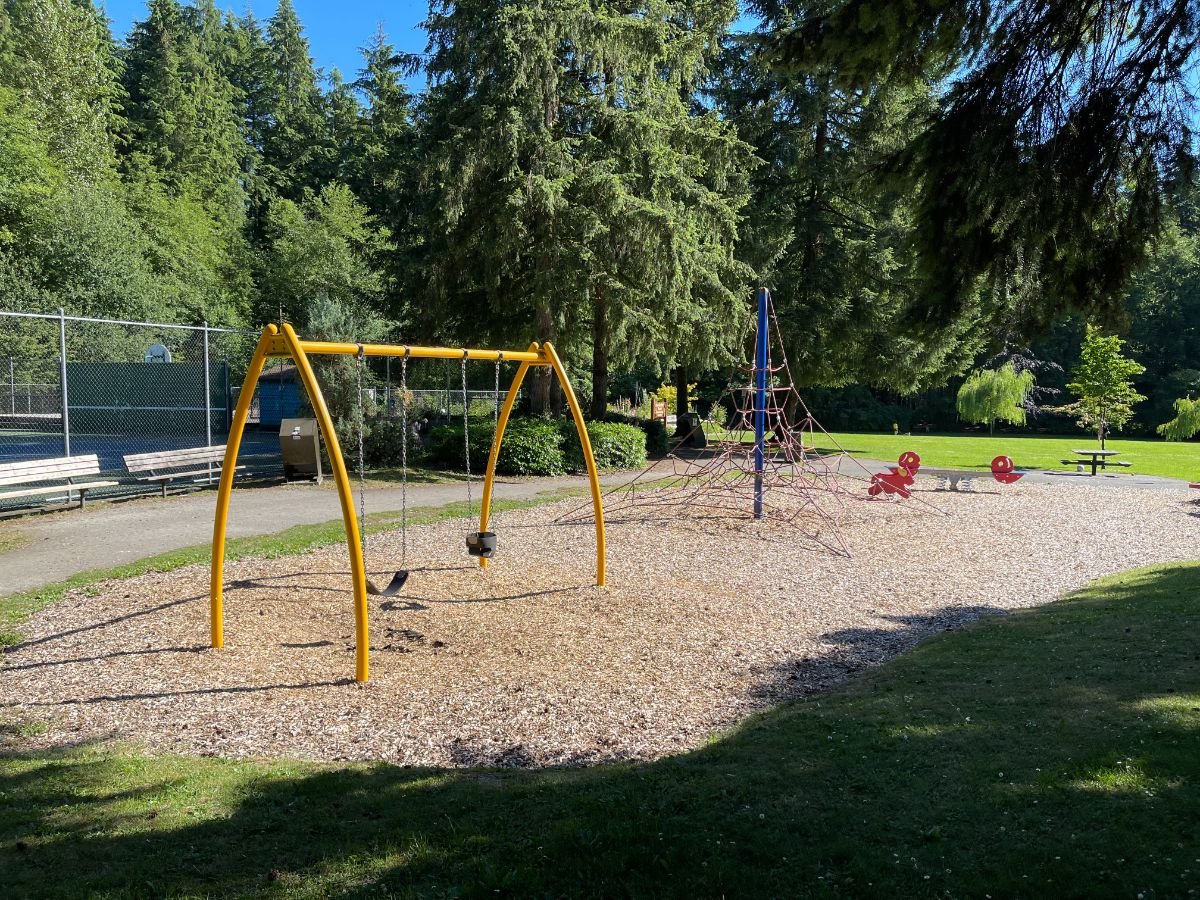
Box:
764 0 1199 334
0 0 1196 430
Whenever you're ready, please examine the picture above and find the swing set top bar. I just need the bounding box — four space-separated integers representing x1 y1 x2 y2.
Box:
264 334 549 365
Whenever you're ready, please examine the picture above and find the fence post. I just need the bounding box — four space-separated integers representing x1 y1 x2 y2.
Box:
202 321 213 483
223 359 232 432
58 307 70 458
202 321 212 447
8 356 14 416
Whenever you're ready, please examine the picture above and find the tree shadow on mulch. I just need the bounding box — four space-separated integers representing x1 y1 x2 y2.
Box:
2 565 1198 897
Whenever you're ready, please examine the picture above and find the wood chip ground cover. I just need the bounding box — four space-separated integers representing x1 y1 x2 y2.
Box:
2 483 1196 767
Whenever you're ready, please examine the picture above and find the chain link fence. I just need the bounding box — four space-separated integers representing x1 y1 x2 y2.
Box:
0 310 532 511
0 310 281 509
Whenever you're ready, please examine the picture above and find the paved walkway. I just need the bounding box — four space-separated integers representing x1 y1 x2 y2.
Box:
0 475 611 596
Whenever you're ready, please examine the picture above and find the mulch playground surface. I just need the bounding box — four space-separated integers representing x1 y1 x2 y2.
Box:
3 482 1197 768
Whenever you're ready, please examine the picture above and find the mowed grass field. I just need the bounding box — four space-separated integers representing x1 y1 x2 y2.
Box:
2 561 1199 897
810 431 1200 481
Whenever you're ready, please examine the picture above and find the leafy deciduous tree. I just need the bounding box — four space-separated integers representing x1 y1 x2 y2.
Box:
1059 326 1146 447
955 363 1035 433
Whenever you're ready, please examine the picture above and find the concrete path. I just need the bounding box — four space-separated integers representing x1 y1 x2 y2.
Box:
0 475 611 596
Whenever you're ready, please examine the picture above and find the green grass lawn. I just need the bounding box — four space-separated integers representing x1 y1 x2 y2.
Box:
809 431 1200 481
3 562 1198 897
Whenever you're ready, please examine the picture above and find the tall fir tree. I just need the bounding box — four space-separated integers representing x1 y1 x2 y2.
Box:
120 0 246 206
260 0 325 199
767 0 1199 330
716 28 988 398
420 0 754 414
351 27 420 316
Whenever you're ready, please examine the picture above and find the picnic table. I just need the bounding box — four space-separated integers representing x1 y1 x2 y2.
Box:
1064 448 1131 476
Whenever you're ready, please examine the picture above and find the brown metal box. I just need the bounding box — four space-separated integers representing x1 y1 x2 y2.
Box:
279 418 323 483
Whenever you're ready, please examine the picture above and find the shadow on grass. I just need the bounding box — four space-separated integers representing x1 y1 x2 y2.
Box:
1 565 1198 897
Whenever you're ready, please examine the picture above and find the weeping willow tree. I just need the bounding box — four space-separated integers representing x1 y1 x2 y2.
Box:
1158 398 1200 441
956 363 1035 433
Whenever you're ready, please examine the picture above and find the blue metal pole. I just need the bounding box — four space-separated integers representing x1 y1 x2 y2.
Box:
753 287 768 519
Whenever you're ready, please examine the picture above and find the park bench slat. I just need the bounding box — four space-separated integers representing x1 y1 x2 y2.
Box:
124 446 227 471
135 465 242 482
0 455 104 486
0 454 102 475
122 445 237 496
0 481 119 500
0 454 116 508
124 446 226 463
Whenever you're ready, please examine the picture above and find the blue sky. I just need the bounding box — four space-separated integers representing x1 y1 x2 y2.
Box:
99 2 758 87
100 1 431 82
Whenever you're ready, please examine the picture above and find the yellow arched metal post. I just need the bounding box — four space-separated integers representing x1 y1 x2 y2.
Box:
478 343 539 570
543 342 606 587
212 328 606 682
278 324 372 682
211 325 276 649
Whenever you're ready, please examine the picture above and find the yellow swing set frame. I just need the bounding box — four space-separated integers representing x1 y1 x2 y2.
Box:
210 323 606 682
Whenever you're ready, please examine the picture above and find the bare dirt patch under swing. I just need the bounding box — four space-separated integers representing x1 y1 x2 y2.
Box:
2 482 1196 767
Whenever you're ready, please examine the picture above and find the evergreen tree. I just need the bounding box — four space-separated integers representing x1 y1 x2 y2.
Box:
260 0 325 198
717 22 987 400
767 0 1200 330
420 0 755 415
317 69 365 187
222 11 273 232
120 0 246 206
351 27 420 315
1123 191 1200 427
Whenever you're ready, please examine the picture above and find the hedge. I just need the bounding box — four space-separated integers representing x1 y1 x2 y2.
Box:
424 418 567 476
415 417 646 476
562 421 646 471
602 411 669 456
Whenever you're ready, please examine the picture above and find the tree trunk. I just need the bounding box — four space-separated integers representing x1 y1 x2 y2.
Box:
531 304 555 416
675 364 689 417
589 286 609 420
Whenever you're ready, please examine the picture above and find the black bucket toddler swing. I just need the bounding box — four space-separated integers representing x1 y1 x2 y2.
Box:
353 347 501 596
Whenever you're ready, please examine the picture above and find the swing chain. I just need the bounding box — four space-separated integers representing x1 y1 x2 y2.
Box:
355 345 368 556
493 353 502 431
400 348 409 566
461 351 472 515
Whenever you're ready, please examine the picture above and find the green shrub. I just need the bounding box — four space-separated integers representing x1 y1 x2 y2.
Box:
603 411 668 456
641 419 668 455
562 421 646 472
425 422 494 472
499 419 567 476
424 418 567 476
363 417 427 468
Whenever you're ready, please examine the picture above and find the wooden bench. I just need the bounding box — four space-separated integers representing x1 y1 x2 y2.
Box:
123 445 240 497
0 455 119 508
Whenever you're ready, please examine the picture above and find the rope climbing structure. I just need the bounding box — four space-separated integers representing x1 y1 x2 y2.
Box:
561 288 879 556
